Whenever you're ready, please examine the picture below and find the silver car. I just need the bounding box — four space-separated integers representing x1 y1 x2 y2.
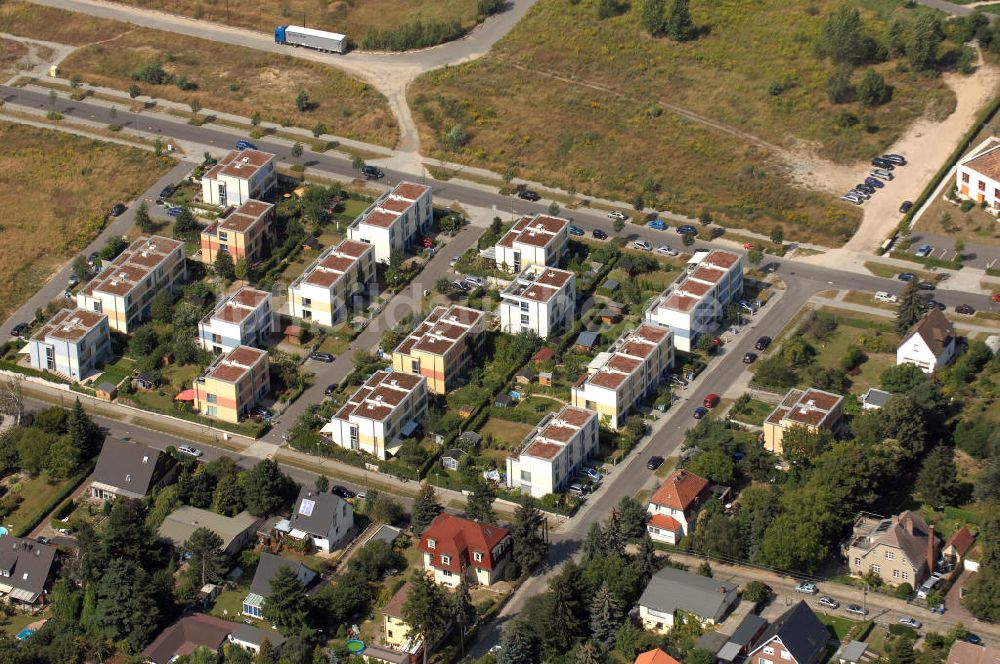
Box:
899 616 922 629
633 241 652 251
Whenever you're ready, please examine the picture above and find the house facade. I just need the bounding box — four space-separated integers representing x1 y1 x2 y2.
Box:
158 506 262 557
89 438 178 502
845 511 938 586
391 305 486 394
637 566 738 632
347 182 433 263
198 287 274 354
76 235 186 333
896 309 957 374
505 406 599 498
645 249 744 351
956 136 1000 214
286 487 355 553
201 149 277 207
287 239 375 327
0 536 57 606
199 199 274 265
418 514 512 587
494 214 570 273
242 553 316 618
646 469 709 544
321 371 428 460
27 308 111 381
193 345 270 423
571 324 674 430
762 387 844 455
499 265 576 338
746 601 829 664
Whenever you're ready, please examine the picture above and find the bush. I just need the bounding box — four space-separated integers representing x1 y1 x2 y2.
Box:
961 200 976 213
895 582 913 599
360 19 466 50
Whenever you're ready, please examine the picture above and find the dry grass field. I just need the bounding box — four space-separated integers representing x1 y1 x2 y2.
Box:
0 122 173 324
0 2 127 45
0 37 28 78
102 0 481 41
410 0 960 245
58 27 398 146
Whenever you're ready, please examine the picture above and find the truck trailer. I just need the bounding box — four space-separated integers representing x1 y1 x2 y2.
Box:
274 25 347 54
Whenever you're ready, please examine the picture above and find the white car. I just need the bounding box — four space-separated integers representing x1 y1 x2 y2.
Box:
874 291 898 304
818 596 839 609
633 241 652 251
607 211 628 221
178 445 203 457
899 616 922 629
656 245 678 256
462 276 484 288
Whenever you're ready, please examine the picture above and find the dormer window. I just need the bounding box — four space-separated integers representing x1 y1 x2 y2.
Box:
428 539 436 549
125 474 131 482
441 555 451 565
473 552 483 562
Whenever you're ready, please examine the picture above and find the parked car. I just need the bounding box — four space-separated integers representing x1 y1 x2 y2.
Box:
917 281 935 291
251 407 273 421
993 293 1000 303
648 219 668 231
309 351 335 363
870 169 894 181
324 384 336 396
518 189 541 201
897 272 916 282
361 165 384 179
676 224 698 235
592 228 608 240
633 240 653 251
159 184 174 200
110 203 127 217
899 200 914 214
607 211 628 221
743 352 757 364
743 242 755 250
883 154 907 165
646 455 665 470
166 206 183 217
925 299 946 311
569 224 585 236
964 634 982 645
87 251 99 266
874 291 899 304
846 604 869 616
864 177 884 189
568 483 588 497
669 374 689 387
236 139 257 151
754 336 772 350
656 245 678 256
693 406 709 419
68 274 79 287
899 617 922 629
818 596 839 609
451 280 469 292
332 485 356 499
849 189 869 201
9 322 29 338
856 184 875 195
35 536 50 546
795 582 818 595
450 255 461 267
580 467 602 482
872 157 895 170
178 445 203 457
703 394 720 408
956 304 976 315
914 244 932 258
841 194 862 205
463 276 484 288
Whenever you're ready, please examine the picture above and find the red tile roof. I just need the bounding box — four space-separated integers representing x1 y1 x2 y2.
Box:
418 513 510 573
650 470 709 511
946 527 976 558
635 649 682 664
648 514 682 532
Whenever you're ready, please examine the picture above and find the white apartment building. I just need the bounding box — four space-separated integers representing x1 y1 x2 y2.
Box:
27 309 111 381
645 249 744 351
321 371 428 460
347 182 433 263
198 287 274 354
571 324 674 430
499 265 575 338
956 136 1000 214
201 149 278 207
287 239 375 327
77 235 186 333
505 406 598 498
494 214 570 273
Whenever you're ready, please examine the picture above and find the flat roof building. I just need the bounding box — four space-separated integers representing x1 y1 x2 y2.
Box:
391 305 486 394
287 239 375 327
495 214 570 273
27 308 111 381
201 149 277 207
763 387 844 455
505 405 599 498
198 287 274 354
348 182 433 263
499 265 576 339
193 345 270 424
200 199 274 265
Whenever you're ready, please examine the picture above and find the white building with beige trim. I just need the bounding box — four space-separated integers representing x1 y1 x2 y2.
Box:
347 182 433 263
494 214 570 273
956 136 1000 214
27 309 111 381
570 324 674 430
76 235 186 333
321 371 428 460
198 287 274 354
499 265 575 338
645 249 744 351
287 239 375 327
201 149 277 207
505 405 598 498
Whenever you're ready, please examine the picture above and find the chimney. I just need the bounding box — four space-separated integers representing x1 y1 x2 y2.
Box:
904 516 914 535
928 525 936 574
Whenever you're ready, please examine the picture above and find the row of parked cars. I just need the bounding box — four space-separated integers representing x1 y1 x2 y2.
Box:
841 154 907 205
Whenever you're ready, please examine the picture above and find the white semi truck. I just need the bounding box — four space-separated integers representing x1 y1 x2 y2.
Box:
274 25 347 54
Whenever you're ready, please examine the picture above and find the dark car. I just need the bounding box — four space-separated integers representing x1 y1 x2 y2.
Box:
846 604 869 616
361 165 385 179
917 281 935 291
110 203 127 217
754 336 772 350
35 536 50 546
676 224 698 235
883 154 907 166
159 184 174 199
899 201 914 214
956 304 976 315
10 322 29 338
965 634 982 645
568 224 585 237
871 158 895 170
236 139 257 151
332 485 356 499
309 351 334 363
897 272 916 282
693 406 709 419
743 351 758 364
324 384 336 396
864 177 884 189
924 299 946 311
518 190 541 201
166 206 183 217
592 228 608 240
646 455 665 470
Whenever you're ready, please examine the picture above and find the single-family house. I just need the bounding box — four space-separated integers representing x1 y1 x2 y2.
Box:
242 553 317 618
158 506 262 557
844 511 939 586
646 469 709 544
860 388 892 411
286 486 355 553
0 536 57 606
383 581 421 650
947 640 1000 664
89 438 178 502
634 650 682 664
897 309 957 374
637 566 739 632
746 601 829 664
142 613 285 664
418 513 511 587
943 527 976 568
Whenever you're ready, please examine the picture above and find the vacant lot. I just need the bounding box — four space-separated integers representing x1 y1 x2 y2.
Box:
0 37 28 78
0 2 127 45
105 0 481 43
410 0 960 245
58 27 397 146
0 122 172 324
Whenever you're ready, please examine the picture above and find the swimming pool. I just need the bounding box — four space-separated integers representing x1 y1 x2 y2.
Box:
0 527 8 536
15 628 36 641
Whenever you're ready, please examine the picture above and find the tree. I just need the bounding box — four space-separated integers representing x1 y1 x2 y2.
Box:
214 251 236 280
916 446 960 508
602 510 626 557
887 634 917 664
975 462 1000 503
296 90 311 112
351 154 366 172
511 498 548 574
818 4 874 65
682 232 695 247
613 217 626 233
264 566 309 634
129 200 153 233
234 257 250 282
596 0 618 19
190 98 202 114
577 642 600 664
466 477 497 524
634 533 659 583
665 0 693 41
451 577 475 656
640 0 665 36
312 122 327 138
542 561 587 650
411 483 442 534
497 620 537 664
174 206 198 236
185 527 227 587
103 499 157 563
250 111 261 126
770 225 784 245
964 565 1000 621
827 65 855 104
907 13 943 71
589 583 622 646
858 69 892 107
291 142 304 159
243 459 294 516
403 573 449 664
616 496 648 540
71 255 91 283
696 512 744 559
895 280 926 335
743 580 772 605
747 249 763 267
46 434 80 479
315 475 330 493
129 84 140 98
880 363 929 394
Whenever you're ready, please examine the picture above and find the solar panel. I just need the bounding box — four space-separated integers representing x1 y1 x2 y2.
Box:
299 499 315 517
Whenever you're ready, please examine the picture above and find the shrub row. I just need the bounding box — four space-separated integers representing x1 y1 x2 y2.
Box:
14 461 95 538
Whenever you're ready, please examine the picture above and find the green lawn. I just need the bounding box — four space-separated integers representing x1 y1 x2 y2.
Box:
729 397 774 426
2 473 78 534
95 356 136 387
0 609 50 637
208 588 249 621
317 333 351 357
478 418 535 448
817 611 862 640
491 396 562 427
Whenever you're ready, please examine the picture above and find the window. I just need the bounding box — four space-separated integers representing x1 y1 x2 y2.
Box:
781 652 792 661
302 297 312 307
764 648 774 656
474 552 483 562
872 564 881 573
521 314 530 325
893 569 900 578
207 405 218 417
980 180 987 191
520 302 529 312
854 558 861 566
902 572 909 580
219 231 228 242
760 659 773 664
411 360 420 374
520 470 531 482
885 551 895 560
207 394 218 404
427 539 436 549
441 555 451 565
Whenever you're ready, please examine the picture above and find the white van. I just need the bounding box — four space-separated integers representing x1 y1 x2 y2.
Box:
874 291 898 304
917 574 942 599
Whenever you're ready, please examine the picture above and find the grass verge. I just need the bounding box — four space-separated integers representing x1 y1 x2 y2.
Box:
0 1 126 45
